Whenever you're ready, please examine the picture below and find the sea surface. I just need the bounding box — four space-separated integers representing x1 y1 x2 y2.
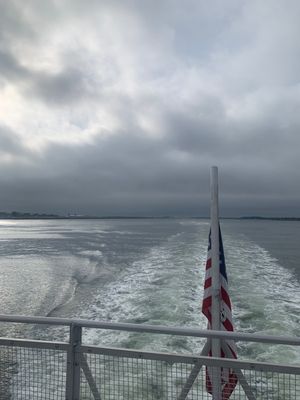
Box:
0 218 299 365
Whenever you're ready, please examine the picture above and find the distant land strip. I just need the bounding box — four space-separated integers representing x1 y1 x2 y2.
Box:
0 212 300 221
238 216 300 221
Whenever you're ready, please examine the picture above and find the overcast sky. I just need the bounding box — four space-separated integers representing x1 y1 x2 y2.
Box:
0 0 300 217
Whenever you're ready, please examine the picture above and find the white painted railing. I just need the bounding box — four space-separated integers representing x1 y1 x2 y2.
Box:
0 315 299 399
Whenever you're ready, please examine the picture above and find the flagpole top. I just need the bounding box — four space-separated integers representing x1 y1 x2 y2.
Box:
210 167 219 205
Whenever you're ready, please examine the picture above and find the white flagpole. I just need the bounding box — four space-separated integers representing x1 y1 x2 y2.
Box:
211 166 222 399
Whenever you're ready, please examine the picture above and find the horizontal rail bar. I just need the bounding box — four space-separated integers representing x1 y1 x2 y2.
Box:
81 345 300 374
0 314 73 326
0 335 299 375
0 337 69 351
1 314 300 345
82 345 199 364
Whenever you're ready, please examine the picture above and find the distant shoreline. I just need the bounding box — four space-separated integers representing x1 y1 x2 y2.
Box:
237 216 300 221
0 213 300 221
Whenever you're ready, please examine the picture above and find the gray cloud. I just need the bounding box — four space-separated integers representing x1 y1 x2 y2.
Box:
0 1 35 45
0 0 300 216
0 124 29 156
0 49 30 81
0 48 93 105
31 68 90 105
1 109 299 217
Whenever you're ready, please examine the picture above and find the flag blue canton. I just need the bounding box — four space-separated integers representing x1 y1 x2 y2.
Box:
207 228 228 281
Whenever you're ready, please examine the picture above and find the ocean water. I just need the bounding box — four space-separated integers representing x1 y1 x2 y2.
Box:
0 218 299 365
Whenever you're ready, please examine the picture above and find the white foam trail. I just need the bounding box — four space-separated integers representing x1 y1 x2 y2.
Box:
83 227 300 364
83 230 209 352
79 250 103 257
225 234 300 364
2 219 297 365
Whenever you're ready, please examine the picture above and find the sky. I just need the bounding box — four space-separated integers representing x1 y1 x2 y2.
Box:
0 0 300 217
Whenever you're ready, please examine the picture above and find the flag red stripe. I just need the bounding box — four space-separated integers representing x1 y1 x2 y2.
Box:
222 318 234 332
204 277 212 289
221 286 232 310
202 297 212 311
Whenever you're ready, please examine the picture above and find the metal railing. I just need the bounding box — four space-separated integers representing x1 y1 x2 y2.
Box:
0 314 299 399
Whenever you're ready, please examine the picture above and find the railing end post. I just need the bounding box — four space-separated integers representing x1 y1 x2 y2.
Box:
66 323 82 400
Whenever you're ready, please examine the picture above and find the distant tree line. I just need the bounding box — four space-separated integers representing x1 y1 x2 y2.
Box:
0 211 59 219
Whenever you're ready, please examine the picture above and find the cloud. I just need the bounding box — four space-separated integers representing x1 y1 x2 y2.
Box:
0 0 300 216
0 49 30 82
0 124 29 156
30 67 91 105
0 50 93 106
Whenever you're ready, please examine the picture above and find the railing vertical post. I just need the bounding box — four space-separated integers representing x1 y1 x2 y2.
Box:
66 323 82 400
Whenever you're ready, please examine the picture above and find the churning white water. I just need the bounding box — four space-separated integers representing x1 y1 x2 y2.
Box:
0 218 300 365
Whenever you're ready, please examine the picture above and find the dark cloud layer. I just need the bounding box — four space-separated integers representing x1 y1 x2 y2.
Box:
0 0 300 216
1 118 299 217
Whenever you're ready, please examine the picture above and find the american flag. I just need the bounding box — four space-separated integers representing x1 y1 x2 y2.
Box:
202 225 238 399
